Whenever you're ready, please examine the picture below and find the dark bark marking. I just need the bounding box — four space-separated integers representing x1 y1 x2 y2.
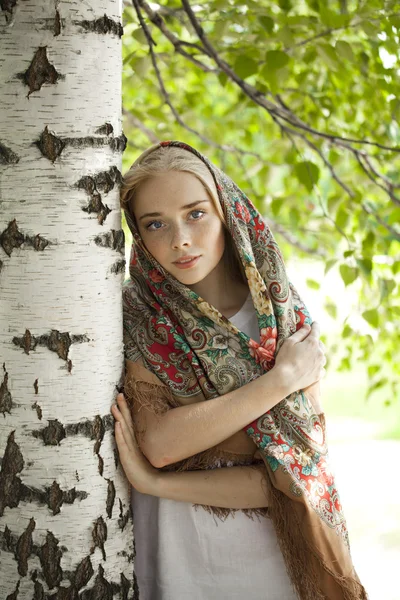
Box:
80 564 114 600
32 419 65 445
118 501 132 532
34 378 39 394
78 14 123 38
0 0 17 23
74 555 94 590
3 524 13 549
13 480 88 513
105 479 115 518
94 229 125 254
120 572 131 600
39 531 63 589
23 233 49 251
0 259 3 273
0 220 25 256
36 126 65 162
110 259 126 275
36 127 126 162
95 123 114 135
98 454 104 476
113 447 119 468
15 517 36 576
0 430 24 516
6 579 20 600
22 47 59 97
32 401 43 420
32 580 45 600
64 132 127 153
0 219 50 256
54 9 61 36
47 483 88 512
0 368 13 415
78 166 122 225
90 516 107 561
92 414 104 455
12 330 89 366
0 141 19 164
64 413 114 440
132 568 139 599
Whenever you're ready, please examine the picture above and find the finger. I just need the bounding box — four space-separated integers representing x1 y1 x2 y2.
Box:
308 321 320 340
113 409 137 452
290 323 311 342
116 393 135 432
115 423 134 474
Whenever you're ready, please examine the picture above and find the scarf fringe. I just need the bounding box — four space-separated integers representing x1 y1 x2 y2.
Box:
267 480 368 600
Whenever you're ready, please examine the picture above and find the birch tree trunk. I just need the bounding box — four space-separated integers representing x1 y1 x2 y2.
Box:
0 1 137 597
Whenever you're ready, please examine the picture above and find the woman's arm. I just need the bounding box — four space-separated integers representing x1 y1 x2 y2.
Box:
112 392 268 509
148 464 268 509
123 322 324 469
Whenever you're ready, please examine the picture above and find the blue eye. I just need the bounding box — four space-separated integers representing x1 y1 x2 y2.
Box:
190 210 206 220
145 210 206 231
146 220 163 231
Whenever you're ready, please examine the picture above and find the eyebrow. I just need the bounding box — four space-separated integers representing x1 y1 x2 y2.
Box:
138 199 210 221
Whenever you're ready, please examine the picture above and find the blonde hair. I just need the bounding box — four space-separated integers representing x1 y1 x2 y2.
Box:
121 145 246 284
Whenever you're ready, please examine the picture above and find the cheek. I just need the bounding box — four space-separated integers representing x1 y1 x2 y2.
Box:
139 231 165 262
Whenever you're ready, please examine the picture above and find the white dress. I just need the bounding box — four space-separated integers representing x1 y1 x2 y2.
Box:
131 293 298 600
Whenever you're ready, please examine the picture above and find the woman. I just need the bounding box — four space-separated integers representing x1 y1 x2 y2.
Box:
112 141 367 600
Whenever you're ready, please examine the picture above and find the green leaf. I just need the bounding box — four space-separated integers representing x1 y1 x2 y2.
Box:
265 50 290 70
335 204 351 229
362 309 379 328
335 41 355 62
316 44 340 70
356 258 373 276
294 161 320 191
132 27 147 44
271 197 284 217
368 365 381 378
218 72 228 87
366 377 388 399
379 278 396 300
324 301 337 319
342 324 352 338
339 265 358 286
130 56 151 78
259 16 274 33
324 259 337 275
234 55 259 79
306 278 320 290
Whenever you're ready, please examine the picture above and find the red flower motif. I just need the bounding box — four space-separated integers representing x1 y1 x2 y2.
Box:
160 141 171 147
248 326 277 370
234 201 251 223
149 268 164 283
317 458 334 488
253 215 265 240
130 248 138 267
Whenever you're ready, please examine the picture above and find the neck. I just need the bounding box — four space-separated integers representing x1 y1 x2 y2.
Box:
188 257 249 318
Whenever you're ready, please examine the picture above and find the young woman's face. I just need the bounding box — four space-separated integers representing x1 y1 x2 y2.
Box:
132 171 225 286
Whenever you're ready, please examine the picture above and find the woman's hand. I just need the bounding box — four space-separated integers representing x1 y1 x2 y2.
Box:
274 322 327 395
111 393 159 494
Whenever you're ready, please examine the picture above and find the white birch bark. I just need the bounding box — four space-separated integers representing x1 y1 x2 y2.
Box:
0 1 136 597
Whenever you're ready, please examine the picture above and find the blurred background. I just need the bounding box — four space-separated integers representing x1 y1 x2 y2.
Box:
121 1 400 597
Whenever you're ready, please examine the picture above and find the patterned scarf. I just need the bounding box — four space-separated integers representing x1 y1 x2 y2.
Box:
122 140 367 599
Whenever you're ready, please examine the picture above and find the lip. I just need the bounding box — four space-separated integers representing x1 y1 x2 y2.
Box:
173 255 201 269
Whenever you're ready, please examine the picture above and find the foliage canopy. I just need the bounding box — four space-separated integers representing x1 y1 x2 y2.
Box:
121 0 400 405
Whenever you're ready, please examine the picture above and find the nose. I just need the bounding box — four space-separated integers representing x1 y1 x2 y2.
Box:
170 225 191 250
